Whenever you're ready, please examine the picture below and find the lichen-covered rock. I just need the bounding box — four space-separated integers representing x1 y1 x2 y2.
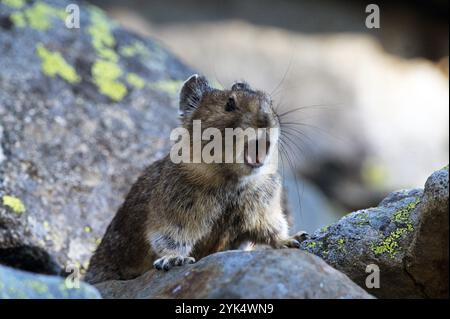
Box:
405 167 449 298
0 0 192 274
95 249 374 299
300 167 449 298
0 264 100 298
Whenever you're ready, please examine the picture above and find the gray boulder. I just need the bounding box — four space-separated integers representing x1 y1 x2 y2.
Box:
0 264 100 299
95 249 374 299
299 167 449 298
0 0 192 274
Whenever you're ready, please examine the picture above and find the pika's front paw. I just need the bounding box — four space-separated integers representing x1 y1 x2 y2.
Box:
292 230 310 243
274 231 310 249
275 238 301 249
153 256 196 271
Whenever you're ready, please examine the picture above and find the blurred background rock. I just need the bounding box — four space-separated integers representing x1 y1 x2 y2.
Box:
88 0 449 233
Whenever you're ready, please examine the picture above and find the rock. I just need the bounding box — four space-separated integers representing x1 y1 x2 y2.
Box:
0 0 193 274
95 249 374 299
0 264 100 298
0 125 5 164
405 167 449 298
300 167 449 298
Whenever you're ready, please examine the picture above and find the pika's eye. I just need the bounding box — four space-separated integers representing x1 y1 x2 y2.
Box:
225 97 236 112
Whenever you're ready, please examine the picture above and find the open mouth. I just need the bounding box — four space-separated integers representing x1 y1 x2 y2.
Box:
244 138 271 168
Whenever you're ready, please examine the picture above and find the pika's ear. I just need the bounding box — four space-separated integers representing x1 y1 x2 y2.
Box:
231 81 251 91
179 74 211 117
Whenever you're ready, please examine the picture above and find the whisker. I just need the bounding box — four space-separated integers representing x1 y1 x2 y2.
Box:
280 133 311 169
279 121 342 142
281 126 314 148
270 50 295 97
280 133 307 160
277 103 342 118
278 138 304 224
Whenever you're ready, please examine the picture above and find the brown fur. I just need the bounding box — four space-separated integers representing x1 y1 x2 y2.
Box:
85 76 304 284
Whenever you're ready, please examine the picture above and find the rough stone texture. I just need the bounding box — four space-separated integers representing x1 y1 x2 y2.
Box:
299 167 449 298
0 0 192 274
0 264 100 299
405 167 449 298
95 249 374 299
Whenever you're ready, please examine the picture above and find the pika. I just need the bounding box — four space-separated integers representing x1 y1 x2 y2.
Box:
85 75 307 284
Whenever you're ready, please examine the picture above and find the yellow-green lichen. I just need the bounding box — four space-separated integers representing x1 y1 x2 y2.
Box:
92 60 127 101
442 164 449 170
127 73 145 89
87 8 118 62
10 11 26 27
9 288 28 299
36 43 80 84
371 197 421 258
359 211 369 220
84 226 92 233
2 195 26 214
392 197 420 229
149 80 183 96
371 227 408 257
354 211 370 225
119 41 150 58
2 0 25 9
336 238 346 251
86 7 130 101
27 280 49 294
306 241 318 249
320 225 330 233
11 1 66 30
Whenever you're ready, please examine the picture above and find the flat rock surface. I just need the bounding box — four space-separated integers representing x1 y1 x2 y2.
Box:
95 249 374 299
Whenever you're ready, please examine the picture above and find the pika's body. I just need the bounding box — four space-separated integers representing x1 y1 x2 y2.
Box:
85 75 304 284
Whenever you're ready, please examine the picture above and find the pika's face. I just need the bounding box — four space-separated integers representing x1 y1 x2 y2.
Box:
178 75 280 178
